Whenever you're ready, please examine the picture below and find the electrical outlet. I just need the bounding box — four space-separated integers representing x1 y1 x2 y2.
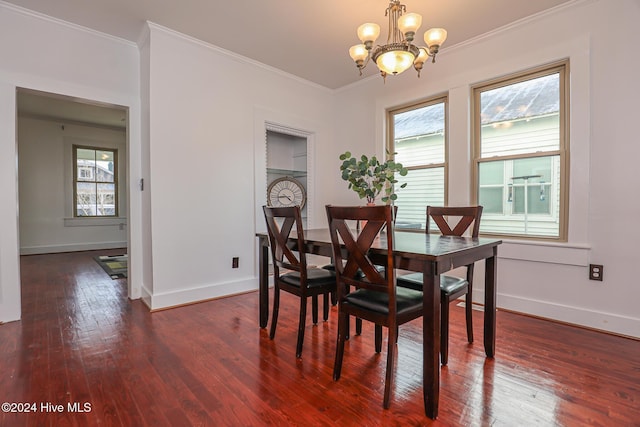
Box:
589 264 603 281
232 257 239 268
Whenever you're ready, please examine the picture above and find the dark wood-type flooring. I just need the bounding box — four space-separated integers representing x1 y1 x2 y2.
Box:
1 250 639 426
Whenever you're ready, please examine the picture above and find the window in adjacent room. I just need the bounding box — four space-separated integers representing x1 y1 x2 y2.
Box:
472 61 568 240
73 145 118 217
388 96 447 231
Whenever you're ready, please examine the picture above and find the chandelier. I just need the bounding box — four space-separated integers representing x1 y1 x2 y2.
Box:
348 0 447 81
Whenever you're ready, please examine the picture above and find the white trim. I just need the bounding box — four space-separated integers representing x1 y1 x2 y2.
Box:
20 241 127 255
143 277 258 310
497 240 590 266
64 217 127 227
491 291 640 339
264 121 315 229
265 122 311 138
146 22 332 94
0 0 137 47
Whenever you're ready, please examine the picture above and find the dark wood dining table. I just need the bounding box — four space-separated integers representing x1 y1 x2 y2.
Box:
255 228 501 419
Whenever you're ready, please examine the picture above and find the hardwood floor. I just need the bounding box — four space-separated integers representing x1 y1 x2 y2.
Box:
1 250 639 426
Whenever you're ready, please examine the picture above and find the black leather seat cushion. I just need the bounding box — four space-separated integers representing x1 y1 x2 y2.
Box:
280 268 336 288
322 263 385 278
397 273 468 296
344 286 423 315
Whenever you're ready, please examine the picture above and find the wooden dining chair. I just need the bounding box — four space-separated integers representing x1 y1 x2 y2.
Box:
323 205 399 337
326 205 424 409
397 205 483 365
262 205 337 358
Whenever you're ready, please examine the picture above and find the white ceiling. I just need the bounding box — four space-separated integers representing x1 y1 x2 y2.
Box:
7 0 574 90
17 89 128 129
8 0 574 127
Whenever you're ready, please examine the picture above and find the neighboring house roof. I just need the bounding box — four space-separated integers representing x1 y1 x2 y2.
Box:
394 74 559 139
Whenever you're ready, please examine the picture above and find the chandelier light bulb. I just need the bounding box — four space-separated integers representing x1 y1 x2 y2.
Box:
376 50 415 75
349 44 369 62
398 13 422 40
357 23 381 45
424 28 448 48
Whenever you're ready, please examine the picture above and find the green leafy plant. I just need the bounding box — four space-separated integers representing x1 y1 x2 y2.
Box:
339 151 408 204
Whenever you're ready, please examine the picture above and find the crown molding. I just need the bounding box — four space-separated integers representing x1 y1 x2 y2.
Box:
145 21 333 94
0 0 137 48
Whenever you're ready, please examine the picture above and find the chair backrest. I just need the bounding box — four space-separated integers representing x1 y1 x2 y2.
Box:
426 206 483 238
325 205 395 296
262 205 307 277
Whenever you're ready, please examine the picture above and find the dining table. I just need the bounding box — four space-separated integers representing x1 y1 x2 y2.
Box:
255 227 502 419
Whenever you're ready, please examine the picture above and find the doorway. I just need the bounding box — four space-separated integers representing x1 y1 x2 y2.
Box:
16 88 130 283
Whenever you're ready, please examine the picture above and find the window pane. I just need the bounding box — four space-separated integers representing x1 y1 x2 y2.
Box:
479 187 504 214
478 156 560 237
97 183 116 216
394 167 445 230
480 73 560 158
393 102 445 167
77 148 96 182
511 157 552 215
512 184 551 215
76 182 97 216
74 146 117 217
76 148 96 161
479 161 503 185
475 64 566 240
96 150 115 182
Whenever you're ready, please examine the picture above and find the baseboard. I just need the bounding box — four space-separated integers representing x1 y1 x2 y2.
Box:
146 277 258 311
20 241 127 255
477 290 640 339
140 285 153 309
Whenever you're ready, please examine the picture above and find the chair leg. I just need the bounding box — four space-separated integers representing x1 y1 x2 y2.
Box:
383 325 397 409
296 297 307 358
269 285 280 340
330 290 337 306
356 318 362 335
441 298 450 366
375 324 383 353
312 295 319 325
323 293 330 321
345 314 350 340
465 291 474 343
333 310 348 380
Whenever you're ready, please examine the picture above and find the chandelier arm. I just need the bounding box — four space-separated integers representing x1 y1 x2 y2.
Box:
350 0 446 81
361 52 372 73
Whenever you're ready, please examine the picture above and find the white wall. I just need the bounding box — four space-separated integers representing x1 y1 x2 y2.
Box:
2 0 638 339
332 0 640 338
141 24 334 309
18 117 127 254
0 2 142 322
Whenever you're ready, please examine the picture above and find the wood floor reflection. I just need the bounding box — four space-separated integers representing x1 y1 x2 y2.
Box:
1 250 639 426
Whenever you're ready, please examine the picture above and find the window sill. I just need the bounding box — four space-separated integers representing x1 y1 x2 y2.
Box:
498 239 590 267
64 217 127 227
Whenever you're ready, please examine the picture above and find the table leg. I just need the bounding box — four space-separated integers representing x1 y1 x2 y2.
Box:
258 236 269 328
422 267 440 419
484 250 497 357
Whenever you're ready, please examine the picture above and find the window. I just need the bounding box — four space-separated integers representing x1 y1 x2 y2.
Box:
473 62 568 240
73 145 118 217
388 97 447 231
